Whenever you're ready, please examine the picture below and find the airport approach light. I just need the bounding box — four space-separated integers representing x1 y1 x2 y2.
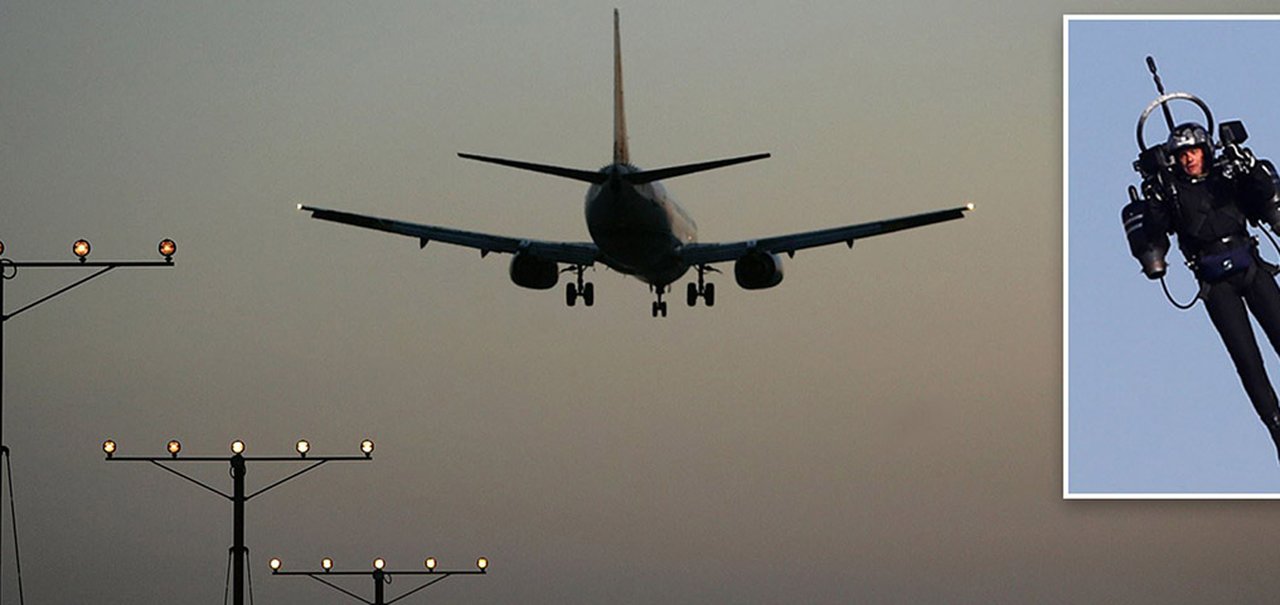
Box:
268 550 487 602
72 239 91 260
158 239 176 260
158 237 176 259
360 439 374 457
0 236 174 333
296 439 310 457
101 438 371 605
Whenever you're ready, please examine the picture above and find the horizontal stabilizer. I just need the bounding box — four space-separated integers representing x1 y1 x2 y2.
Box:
458 153 608 184
623 153 771 184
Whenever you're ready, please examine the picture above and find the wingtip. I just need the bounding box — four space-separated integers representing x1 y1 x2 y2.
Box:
964 202 976 212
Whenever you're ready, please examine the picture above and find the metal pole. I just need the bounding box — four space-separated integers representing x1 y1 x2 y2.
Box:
373 569 385 605
1146 56 1177 133
232 454 246 605
2 269 6 593
2 268 7 444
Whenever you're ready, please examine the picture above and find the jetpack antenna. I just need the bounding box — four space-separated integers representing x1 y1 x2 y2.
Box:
1146 56 1177 132
613 9 629 165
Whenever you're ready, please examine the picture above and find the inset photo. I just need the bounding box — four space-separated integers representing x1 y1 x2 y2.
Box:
1067 16 1280 497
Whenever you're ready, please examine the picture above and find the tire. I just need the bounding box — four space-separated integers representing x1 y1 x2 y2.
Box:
583 282 595 307
704 283 715 307
566 283 577 307
687 282 698 306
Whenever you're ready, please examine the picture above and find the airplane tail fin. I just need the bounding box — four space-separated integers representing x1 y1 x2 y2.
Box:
613 9 629 165
607 10 770 184
456 11 769 187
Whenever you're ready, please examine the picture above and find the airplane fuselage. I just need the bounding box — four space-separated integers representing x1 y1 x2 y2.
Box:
585 163 697 286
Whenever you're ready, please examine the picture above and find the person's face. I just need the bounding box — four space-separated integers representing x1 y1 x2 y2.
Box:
1179 146 1206 177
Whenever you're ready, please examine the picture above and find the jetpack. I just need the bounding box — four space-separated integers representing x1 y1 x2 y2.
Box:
1122 56 1280 282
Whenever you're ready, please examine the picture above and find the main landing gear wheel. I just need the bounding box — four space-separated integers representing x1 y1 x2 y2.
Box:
563 265 594 307
686 264 719 307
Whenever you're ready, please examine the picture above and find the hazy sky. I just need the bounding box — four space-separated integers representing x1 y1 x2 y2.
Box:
1 2 1278 604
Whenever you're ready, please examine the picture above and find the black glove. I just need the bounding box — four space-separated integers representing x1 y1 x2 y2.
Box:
1223 144 1258 178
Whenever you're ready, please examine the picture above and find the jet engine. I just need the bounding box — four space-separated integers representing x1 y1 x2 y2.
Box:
734 251 784 289
509 252 558 289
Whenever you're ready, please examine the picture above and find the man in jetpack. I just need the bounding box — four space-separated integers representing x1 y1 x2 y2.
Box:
1123 57 1280 462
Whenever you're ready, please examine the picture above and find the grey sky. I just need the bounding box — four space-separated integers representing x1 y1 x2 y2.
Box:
0 1 1272 603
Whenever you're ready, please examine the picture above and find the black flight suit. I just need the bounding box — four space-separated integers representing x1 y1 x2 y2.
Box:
1145 160 1280 456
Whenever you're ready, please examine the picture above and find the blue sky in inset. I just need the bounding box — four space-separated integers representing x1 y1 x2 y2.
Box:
1068 17 1280 494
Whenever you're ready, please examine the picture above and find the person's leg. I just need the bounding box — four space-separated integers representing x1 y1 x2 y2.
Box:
1205 280 1276 412
1208 275 1280 461
1244 267 1280 357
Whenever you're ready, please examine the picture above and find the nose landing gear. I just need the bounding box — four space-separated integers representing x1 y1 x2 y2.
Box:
651 284 668 317
686 264 718 307
564 265 594 307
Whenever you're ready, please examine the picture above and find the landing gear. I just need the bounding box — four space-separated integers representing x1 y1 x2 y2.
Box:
651 284 668 317
566 282 594 307
686 265 718 307
651 300 667 317
564 265 594 307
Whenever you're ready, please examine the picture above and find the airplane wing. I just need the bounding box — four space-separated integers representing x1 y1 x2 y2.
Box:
678 204 973 265
297 205 601 266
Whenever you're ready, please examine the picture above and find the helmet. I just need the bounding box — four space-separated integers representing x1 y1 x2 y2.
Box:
1166 122 1212 154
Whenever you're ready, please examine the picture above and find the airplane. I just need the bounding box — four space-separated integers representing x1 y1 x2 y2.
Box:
299 10 972 317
